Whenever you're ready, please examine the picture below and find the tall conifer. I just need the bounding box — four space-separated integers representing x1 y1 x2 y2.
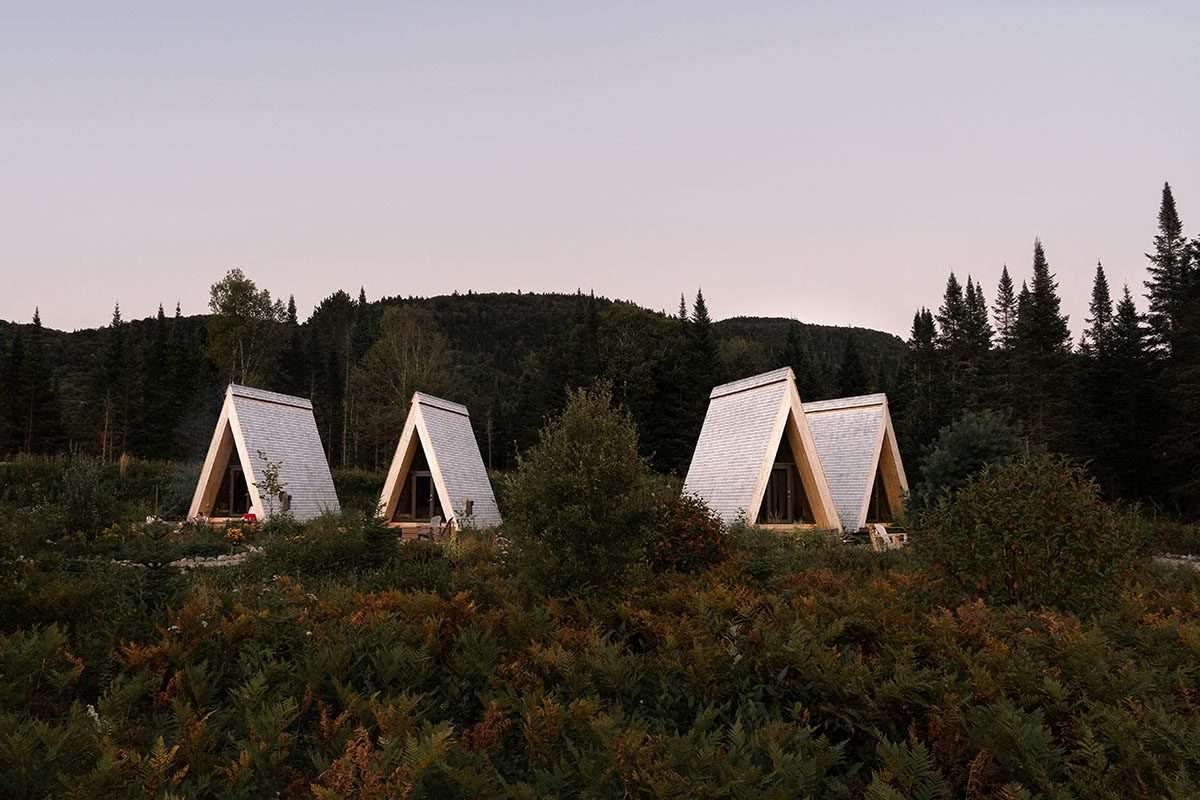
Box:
1145 182 1190 353
1013 240 1073 448
992 266 1017 350
1081 262 1114 356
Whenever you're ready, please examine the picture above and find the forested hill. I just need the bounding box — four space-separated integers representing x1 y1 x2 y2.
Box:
0 289 904 474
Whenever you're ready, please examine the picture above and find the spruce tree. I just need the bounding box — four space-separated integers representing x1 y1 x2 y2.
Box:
1012 240 1073 448
1145 182 1190 353
1021 239 1072 354
1105 286 1160 499
278 294 308 396
992 266 1017 350
1078 265 1117 492
893 308 946 461
963 277 994 359
682 289 718 464
1081 262 1114 356
688 289 717 382
935 272 966 354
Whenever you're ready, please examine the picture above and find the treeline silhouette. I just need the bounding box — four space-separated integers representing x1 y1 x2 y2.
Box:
0 287 902 476
891 183 1200 516
2 181 1197 516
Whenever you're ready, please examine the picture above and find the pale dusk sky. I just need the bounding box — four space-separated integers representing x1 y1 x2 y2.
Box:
3 2 1198 337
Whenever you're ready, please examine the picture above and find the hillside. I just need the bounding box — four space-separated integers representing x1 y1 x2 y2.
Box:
0 291 905 473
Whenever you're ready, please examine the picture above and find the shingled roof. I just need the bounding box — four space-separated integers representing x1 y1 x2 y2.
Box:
683 368 841 529
379 392 502 528
189 384 340 522
804 393 908 531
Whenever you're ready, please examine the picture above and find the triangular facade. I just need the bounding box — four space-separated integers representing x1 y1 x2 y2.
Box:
378 393 502 529
683 368 841 530
189 385 340 522
804 393 908 532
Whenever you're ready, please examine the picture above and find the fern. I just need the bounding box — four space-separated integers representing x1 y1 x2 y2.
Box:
865 738 951 800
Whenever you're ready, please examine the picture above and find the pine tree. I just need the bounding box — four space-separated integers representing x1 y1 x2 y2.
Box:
1013 239 1073 448
935 272 966 354
1144 182 1190 353
676 290 718 470
688 289 717 384
1081 262 1114 356
1105 286 1161 499
1077 266 1118 492
1020 239 1072 355
837 334 870 396
935 272 990 410
992 265 1017 350
1161 235 1200 510
278 294 308 397
963 277 994 359
893 308 947 462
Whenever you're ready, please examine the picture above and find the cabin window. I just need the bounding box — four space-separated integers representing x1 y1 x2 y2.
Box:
866 469 893 523
756 433 815 524
213 464 250 517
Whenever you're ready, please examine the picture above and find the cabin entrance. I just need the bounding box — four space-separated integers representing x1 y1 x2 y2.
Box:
866 469 894 524
391 446 444 522
756 432 815 525
212 463 251 517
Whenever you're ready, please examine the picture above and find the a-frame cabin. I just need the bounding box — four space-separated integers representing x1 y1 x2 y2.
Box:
804 393 908 532
683 368 841 531
189 385 340 522
378 393 502 531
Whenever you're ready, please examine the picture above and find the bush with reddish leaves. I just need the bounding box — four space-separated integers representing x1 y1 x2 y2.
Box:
648 492 728 573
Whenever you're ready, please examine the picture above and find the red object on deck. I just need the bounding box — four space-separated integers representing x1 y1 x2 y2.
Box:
242 513 258 524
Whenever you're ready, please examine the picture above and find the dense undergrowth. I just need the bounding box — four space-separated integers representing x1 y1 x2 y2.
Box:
3 394 1200 799
2 509 1200 799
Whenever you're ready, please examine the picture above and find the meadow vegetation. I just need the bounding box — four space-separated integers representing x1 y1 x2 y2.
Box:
2 392 1200 798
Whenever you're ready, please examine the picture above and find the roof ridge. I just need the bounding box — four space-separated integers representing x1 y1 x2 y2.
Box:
229 384 314 410
413 392 471 417
804 393 888 412
709 367 794 399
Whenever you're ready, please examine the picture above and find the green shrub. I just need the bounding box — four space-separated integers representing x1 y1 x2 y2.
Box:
60 459 108 536
254 511 374 577
1148 518 1200 555
0 454 196 523
333 467 387 514
919 453 1145 610
503 384 660 593
910 410 1023 516
648 492 728 573
157 462 201 518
